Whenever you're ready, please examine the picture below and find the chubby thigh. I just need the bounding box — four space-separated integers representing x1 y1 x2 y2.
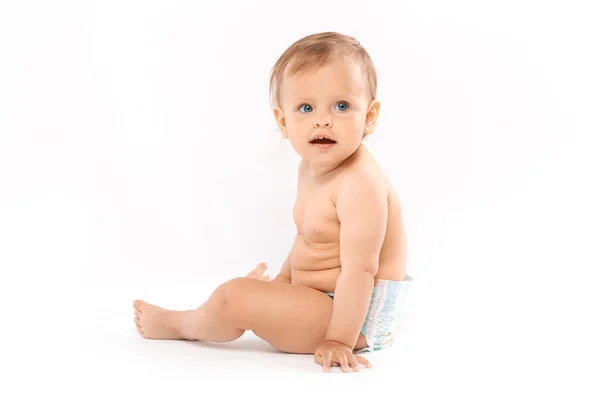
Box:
219 277 367 354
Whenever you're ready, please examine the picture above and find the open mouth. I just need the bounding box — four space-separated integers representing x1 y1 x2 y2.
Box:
310 138 337 144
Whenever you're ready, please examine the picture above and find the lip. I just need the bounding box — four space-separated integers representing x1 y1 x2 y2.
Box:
311 142 336 150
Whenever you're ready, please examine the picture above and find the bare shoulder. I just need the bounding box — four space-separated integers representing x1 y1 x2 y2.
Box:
338 168 387 198
335 172 388 228
338 148 391 199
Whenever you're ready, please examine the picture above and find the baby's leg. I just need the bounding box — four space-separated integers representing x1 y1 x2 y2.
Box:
133 277 367 353
132 263 271 341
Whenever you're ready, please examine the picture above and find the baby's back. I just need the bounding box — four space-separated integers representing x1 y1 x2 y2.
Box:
290 145 407 293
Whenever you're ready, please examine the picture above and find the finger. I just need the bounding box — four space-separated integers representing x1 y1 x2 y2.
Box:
355 355 373 368
338 352 351 373
246 263 267 278
314 353 323 365
348 354 360 372
323 351 333 372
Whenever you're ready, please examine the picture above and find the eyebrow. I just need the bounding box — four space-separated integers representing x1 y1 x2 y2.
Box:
293 94 356 101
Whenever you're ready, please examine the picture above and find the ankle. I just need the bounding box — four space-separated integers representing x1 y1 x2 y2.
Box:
172 310 198 340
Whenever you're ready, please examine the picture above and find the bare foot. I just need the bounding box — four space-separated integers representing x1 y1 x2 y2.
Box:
245 262 270 281
133 300 188 340
133 264 268 339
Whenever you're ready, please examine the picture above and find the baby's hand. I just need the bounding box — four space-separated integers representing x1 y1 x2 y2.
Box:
245 262 271 281
314 340 372 373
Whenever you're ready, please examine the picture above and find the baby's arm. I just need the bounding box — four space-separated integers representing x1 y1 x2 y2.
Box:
325 172 388 348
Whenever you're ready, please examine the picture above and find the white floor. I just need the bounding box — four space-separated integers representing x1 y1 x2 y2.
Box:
4 266 597 400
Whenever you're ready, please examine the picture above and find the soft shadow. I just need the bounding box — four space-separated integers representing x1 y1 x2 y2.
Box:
128 327 281 355
187 334 281 354
128 328 380 373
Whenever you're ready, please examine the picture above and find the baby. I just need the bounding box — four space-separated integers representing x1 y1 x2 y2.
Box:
132 32 412 373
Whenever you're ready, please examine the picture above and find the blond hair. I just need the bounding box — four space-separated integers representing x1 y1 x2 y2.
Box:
269 32 378 109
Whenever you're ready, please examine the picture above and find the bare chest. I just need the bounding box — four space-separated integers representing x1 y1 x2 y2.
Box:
293 184 339 244
290 184 341 290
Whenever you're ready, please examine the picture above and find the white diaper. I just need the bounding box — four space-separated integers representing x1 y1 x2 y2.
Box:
325 275 413 352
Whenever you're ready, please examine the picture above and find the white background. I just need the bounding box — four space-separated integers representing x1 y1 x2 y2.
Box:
1 0 599 398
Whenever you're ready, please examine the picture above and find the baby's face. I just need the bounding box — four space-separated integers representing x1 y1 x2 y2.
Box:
274 60 379 168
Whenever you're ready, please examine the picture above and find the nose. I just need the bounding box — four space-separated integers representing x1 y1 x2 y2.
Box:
313 112 332 128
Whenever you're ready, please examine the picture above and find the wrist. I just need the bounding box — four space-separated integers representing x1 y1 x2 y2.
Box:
323 337 354 349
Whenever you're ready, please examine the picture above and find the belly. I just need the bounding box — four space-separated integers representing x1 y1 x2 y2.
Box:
290 234 341 292
289 234 406 292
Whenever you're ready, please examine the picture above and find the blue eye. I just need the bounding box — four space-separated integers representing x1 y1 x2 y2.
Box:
299 104 313 113
335 102 349 111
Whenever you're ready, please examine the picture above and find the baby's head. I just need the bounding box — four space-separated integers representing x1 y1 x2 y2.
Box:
269 32 380 167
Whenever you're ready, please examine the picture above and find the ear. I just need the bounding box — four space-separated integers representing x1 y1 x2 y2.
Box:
273 106 288 139
364 99 381 136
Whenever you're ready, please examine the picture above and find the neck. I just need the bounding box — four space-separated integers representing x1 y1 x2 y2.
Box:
306 144 364 177
307 161 345 177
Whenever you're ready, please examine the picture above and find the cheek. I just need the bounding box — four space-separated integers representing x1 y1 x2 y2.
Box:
287 115 309 131
339 114 364 129
340 111 361 122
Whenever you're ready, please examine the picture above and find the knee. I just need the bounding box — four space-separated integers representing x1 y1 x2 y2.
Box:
209 277 248 317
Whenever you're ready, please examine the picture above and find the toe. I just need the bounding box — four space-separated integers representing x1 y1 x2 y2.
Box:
133 300 146 310
135 310 141 318
134 317 140 324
